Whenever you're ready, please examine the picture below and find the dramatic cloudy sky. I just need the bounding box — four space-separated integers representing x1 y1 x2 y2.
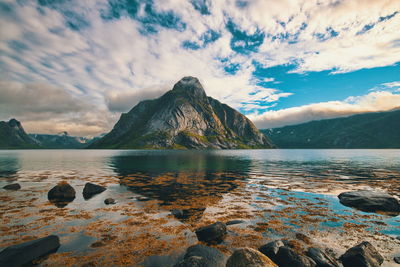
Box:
0 0 399 136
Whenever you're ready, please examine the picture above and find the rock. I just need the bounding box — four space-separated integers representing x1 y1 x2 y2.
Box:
226 220 246 226
174 244 225 267
338 190 400 214
340 241 384 267
0 235 60 266
226 248 278 267
258 240 285 263
171 209 184 218
83 182 106 199
104 198 116 205
276 246 317 267
3 183 21 190
136 196 151 201
306 247 340 267
195 222 227 244
394 256 400 264
143 255 175 267
48 182 76 207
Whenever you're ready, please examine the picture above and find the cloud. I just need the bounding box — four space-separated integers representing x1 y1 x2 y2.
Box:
250 91 400 129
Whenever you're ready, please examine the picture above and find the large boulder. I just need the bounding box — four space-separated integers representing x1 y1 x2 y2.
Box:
195 222 227 244
338 190 400 214
0 235 60 266
83 182 106 199
173 244 225 267
48 182 75 207
306 247 340 267
339 241 384 267
3 183 21 190
226 248 278 267
275 246 316 267
258 240 285 263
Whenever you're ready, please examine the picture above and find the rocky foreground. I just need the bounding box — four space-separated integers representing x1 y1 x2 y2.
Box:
1 181 399 266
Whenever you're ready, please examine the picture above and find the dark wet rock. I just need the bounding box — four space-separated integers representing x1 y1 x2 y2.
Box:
3 183 21 190
226 220 246 226
306 247 340 267
338 190 400 214
195 222 227 244
104 198 116 205
226 248 278 267
174 244 225 267
258 240 285 263
340 241 383 267
0 235 60 266
83 182 106 199
394 256 400 264
171 209 184 218
48 182 76 207
276 246 316 267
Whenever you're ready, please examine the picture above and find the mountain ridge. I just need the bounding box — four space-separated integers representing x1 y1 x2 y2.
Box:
90 76 274 149
0 119 39 149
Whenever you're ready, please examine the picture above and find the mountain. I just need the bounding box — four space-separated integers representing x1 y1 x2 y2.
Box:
90 76 273 149
262 109 400 148
0 119 39 149
30 132 94 149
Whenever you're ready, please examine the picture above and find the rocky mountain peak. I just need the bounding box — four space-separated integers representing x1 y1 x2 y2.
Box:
171 76 207 99
8 118 22 129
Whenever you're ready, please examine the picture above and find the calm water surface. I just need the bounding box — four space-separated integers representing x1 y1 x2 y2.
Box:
1 149 399 266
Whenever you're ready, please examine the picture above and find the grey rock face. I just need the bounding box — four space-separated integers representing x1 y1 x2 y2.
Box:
90 77 274 149
226 248 278 267
0 235 60 266
276 246 317 267
338 190 400 214
306 247 340 267
83 182 106 199
3 183 21 190
195 222 227 244
340 241 384 267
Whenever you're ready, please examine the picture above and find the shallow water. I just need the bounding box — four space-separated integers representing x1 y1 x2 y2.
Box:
1 149 399 266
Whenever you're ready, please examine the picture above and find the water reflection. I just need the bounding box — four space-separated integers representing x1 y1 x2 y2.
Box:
110 151 252 221
0 156 20 178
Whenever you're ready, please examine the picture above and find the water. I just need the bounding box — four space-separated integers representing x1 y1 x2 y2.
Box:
0 149 399 266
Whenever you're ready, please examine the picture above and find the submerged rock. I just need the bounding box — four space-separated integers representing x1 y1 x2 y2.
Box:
226 220 246 226
173 244 225 267
226 248 278 267
104 198 116 205
258 240 285 263
3 183 21 190
276 246 316 267
338 190 400 214
340 241 384 267
83 182 106 199
48 182 75 207
195 222 227 244
394 256 400 264
306 247 340 267
0 235 60 266
171 209 184 218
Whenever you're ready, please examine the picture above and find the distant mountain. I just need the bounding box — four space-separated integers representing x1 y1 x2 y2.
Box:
262 109 400 148
0 119 39 149
30 132 94 149
90 76 274 149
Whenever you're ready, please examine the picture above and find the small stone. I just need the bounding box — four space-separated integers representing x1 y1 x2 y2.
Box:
136 196 151 201
226 220 245 226
83 182 106 199
258 240 285 263
340 241 384 267
171 209 184 218
104 198 116 205
48 181 76 207
3 183 21 190
226 248 278 267
394 256 400 264
0 235 60 266
276 246 316 267
195 222 227 244
306 247 340 267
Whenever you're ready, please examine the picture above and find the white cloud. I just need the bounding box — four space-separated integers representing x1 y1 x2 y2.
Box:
250 91 400 129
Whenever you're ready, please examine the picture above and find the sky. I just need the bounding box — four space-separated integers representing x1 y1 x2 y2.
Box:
0 0 399 136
